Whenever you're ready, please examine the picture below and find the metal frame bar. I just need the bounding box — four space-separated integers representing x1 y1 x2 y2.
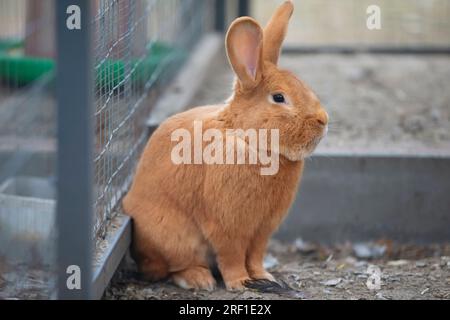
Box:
92 215 131 300
56 0 94 299
215 0 226 32
215 0 249 32
238 0 249 17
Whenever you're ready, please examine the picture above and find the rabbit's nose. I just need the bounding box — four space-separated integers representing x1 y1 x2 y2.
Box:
315 109 329 126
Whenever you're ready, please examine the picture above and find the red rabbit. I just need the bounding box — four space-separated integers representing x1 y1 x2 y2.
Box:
123 1 328 291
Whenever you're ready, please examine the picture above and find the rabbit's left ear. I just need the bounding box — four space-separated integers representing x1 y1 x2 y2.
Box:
226 17 264 90
263 1 294 65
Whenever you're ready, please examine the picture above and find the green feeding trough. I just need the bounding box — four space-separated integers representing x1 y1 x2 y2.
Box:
0 55 54 86
95 42 186 89
0 41 186 87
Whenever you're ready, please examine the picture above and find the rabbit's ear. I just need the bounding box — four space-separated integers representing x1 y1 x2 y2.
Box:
226 17 264 90
263 1 294 65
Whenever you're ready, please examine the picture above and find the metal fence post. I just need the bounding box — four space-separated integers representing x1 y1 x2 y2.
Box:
238 0 250 17
215 0 226 32
56 0 94 299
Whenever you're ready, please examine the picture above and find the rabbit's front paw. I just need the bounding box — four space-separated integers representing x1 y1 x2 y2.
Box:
225 277 252 291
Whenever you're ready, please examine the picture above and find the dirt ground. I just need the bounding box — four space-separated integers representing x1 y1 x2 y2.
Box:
104 240 450 300
0 262 54 300
188 51 450 154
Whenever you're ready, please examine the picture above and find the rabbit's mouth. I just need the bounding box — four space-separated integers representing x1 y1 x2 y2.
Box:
280 135 324 161
304 135 323 155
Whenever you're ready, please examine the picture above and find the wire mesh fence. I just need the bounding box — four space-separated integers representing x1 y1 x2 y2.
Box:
92 0 212 242
0 0 213 299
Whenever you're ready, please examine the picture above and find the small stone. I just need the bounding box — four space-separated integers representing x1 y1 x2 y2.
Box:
294 238 317 254
375 292 389 300
387 260 409 267
344 257 358 265
337 263 346 270
288 274 300 282
240 291 263 299
142 288 154 296
292 291 307 299
353 243 386 259
420 288 429 295
322 278 342 287
263 254 279 269
415 261 427 268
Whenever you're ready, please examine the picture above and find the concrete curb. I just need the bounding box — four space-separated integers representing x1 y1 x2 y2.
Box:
277 153 450 243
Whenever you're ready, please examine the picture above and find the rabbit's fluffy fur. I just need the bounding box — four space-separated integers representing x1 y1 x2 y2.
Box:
123 1 328 291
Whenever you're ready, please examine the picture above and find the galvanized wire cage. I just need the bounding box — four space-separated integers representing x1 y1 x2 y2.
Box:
92 0 212 243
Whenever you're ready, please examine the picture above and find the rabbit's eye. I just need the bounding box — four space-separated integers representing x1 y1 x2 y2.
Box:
272 93 285 103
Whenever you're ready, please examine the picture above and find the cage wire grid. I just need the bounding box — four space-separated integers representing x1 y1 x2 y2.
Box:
92 0 211 242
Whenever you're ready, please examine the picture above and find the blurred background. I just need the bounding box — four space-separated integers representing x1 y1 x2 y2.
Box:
255 0 450 46
0 0 449 300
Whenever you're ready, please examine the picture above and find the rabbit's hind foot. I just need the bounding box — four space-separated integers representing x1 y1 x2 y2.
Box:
172 266 216 291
